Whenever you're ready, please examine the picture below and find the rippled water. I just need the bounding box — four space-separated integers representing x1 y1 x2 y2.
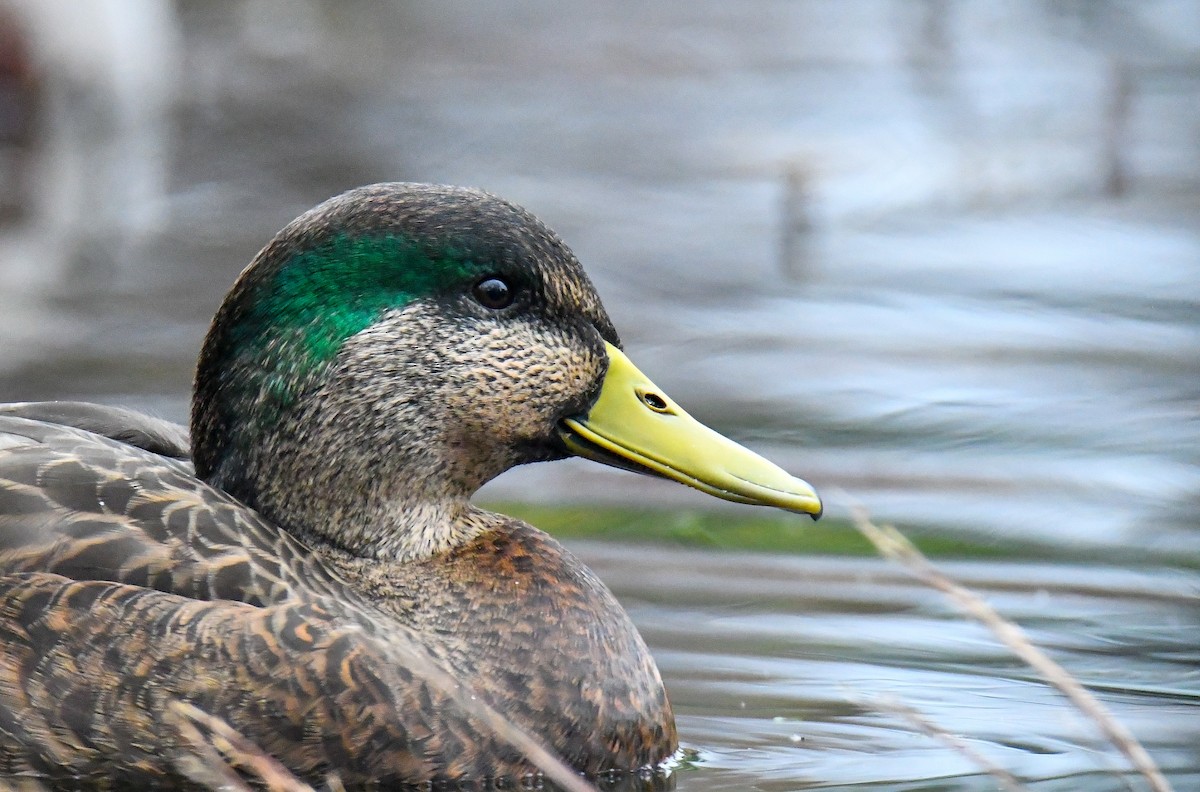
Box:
0 2 1198 789
576 541 1200 791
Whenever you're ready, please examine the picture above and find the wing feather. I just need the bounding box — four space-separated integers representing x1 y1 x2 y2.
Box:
0 414 342 606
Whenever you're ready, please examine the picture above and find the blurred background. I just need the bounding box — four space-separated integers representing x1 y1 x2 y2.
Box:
0 2 1197 790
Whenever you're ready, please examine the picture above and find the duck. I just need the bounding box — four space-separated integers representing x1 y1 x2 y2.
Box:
0 183 822 789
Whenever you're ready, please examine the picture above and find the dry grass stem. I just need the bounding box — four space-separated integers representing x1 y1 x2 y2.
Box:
393 654 599 792
0 779 51 792
167 692 597 792
167 700 315 791
848 505 1173 792
867 694 1028 792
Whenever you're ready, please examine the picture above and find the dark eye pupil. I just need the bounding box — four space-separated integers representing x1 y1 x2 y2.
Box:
473 277 513 309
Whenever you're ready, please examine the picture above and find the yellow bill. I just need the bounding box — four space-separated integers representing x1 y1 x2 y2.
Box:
559 342 823 519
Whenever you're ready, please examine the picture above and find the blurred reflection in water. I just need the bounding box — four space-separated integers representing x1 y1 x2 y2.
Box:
0 2 1197 789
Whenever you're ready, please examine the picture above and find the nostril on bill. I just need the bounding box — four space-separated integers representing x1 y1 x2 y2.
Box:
640 392 668 411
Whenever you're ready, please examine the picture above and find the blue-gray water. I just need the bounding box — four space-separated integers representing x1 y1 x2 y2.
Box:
0 2 1197 789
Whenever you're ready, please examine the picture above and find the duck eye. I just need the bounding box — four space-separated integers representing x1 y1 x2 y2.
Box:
472 276 514 310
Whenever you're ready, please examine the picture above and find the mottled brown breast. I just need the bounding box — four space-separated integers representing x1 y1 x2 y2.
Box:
315 522 678 775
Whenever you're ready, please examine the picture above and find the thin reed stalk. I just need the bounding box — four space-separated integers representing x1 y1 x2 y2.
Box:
848 503 1173 792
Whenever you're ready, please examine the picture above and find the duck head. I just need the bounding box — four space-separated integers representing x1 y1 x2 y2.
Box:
192 183 820 560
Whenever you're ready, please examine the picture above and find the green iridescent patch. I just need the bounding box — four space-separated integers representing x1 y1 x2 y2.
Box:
241 232 475 363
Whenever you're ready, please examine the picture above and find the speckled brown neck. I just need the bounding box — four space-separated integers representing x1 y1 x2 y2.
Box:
226 299 605 563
